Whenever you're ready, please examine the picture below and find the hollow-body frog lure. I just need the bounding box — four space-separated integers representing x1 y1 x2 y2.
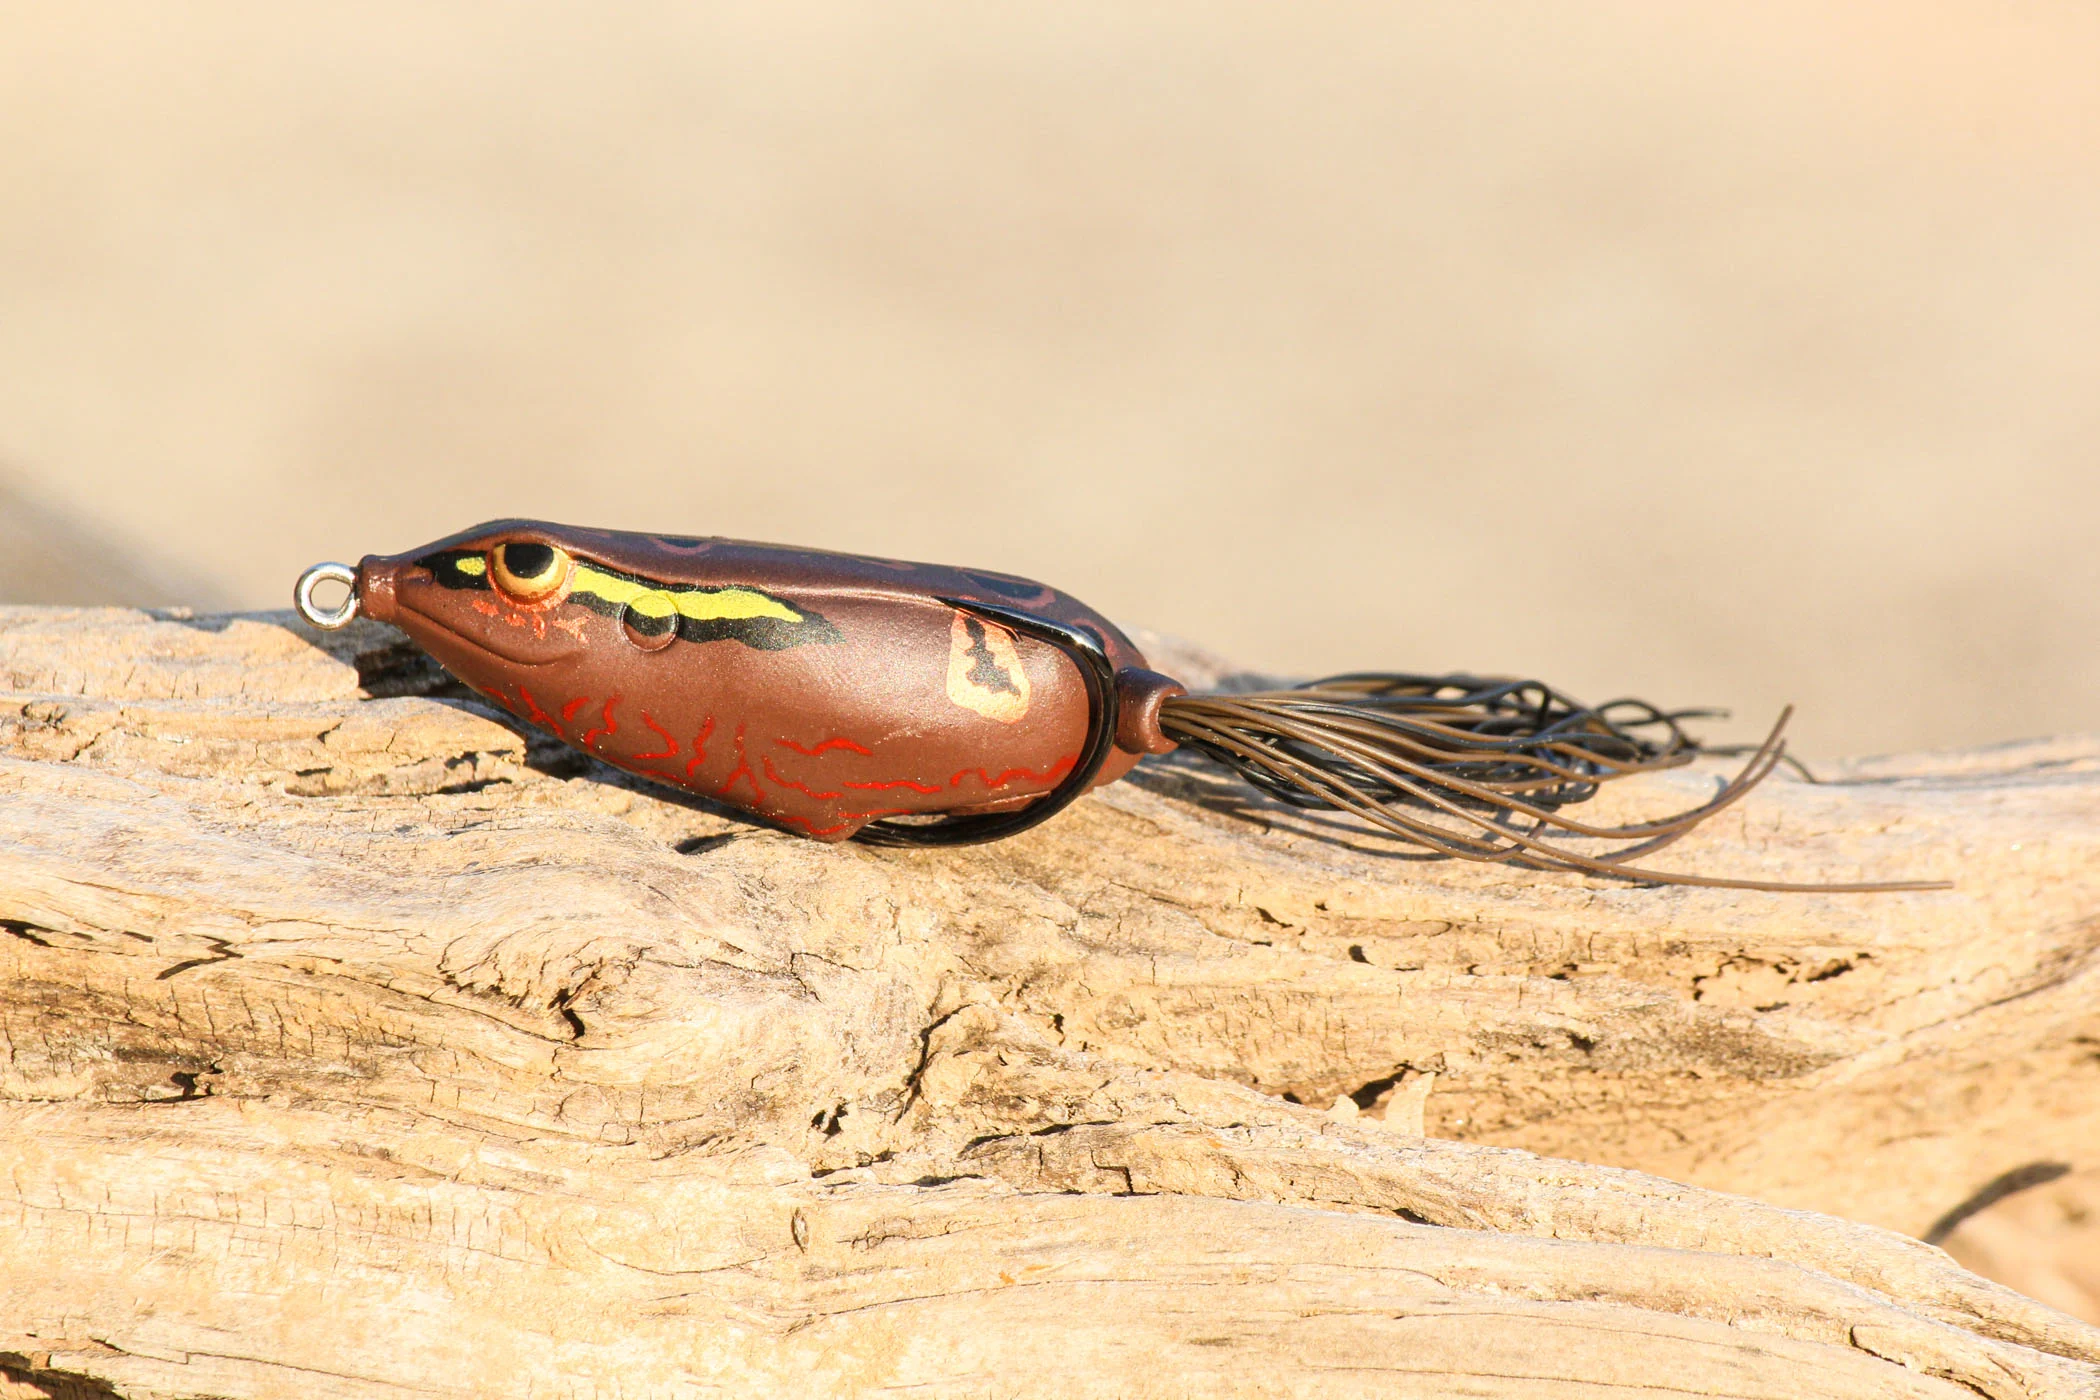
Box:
297 521 1942 892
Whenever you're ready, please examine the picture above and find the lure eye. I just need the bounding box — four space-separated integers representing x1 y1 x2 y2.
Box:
489 541 571 601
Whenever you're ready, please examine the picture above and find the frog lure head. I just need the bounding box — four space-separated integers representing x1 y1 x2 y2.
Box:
297 520 1945 891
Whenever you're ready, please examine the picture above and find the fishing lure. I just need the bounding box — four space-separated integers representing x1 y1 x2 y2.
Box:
295 521 1942 892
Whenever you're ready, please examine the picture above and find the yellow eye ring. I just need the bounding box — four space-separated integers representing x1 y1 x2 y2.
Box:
489 541 572 602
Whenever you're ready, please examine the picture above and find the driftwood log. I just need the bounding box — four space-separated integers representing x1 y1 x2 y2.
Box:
1 604 2096 1399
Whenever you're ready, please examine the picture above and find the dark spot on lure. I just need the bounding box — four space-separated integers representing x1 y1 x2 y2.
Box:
295 519 1949 892
500 541 556 577
961 617 1021 697
962 569 1048 602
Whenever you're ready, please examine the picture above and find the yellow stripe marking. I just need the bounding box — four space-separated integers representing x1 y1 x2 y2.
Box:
570 563 803 624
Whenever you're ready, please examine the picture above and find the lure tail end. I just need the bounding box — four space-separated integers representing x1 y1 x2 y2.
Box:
1155 675 1945 893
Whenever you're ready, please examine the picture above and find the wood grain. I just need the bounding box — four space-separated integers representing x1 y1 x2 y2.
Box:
1 605 2095 1398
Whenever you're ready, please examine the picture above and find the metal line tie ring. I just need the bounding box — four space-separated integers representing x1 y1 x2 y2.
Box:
294 562 360 630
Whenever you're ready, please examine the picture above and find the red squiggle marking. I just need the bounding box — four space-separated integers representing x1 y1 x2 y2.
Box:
716 723 763 802
634 712 679 761
843 776 945 794
774 807 911 838
514 684 558 733
560 695 591 725
951 754 1078 791
829 752 1080 798
763 756 842 800
683 717 717 781
581 694 622 748
775 735 873 757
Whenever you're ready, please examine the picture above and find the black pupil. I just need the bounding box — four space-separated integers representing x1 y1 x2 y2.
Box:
502 543 556 580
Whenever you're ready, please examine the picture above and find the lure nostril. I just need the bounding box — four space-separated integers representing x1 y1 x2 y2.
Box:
621 592 679 651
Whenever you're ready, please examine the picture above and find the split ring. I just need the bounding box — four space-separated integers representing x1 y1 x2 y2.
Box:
294 562 360 630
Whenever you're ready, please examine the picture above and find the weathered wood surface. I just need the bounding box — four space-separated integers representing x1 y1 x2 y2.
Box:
0 604 2096 1399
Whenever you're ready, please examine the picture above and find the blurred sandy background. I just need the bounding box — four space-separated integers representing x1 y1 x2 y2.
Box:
0 0 2094 1314
4 2 2098 763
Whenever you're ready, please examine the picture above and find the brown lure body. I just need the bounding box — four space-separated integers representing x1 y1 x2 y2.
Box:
350 520 1170 840
302 518 1944 891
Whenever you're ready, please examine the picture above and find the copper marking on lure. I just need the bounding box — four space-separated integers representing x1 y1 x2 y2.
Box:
777 806 911 837
763 756 842 801
776 735 874 757
514 685 558 732
717 724 762 802
635 712 679 761
837 754 1076 797
952 756 1076 791
684 717 717 781
581 695 622 749
843 776 945 795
